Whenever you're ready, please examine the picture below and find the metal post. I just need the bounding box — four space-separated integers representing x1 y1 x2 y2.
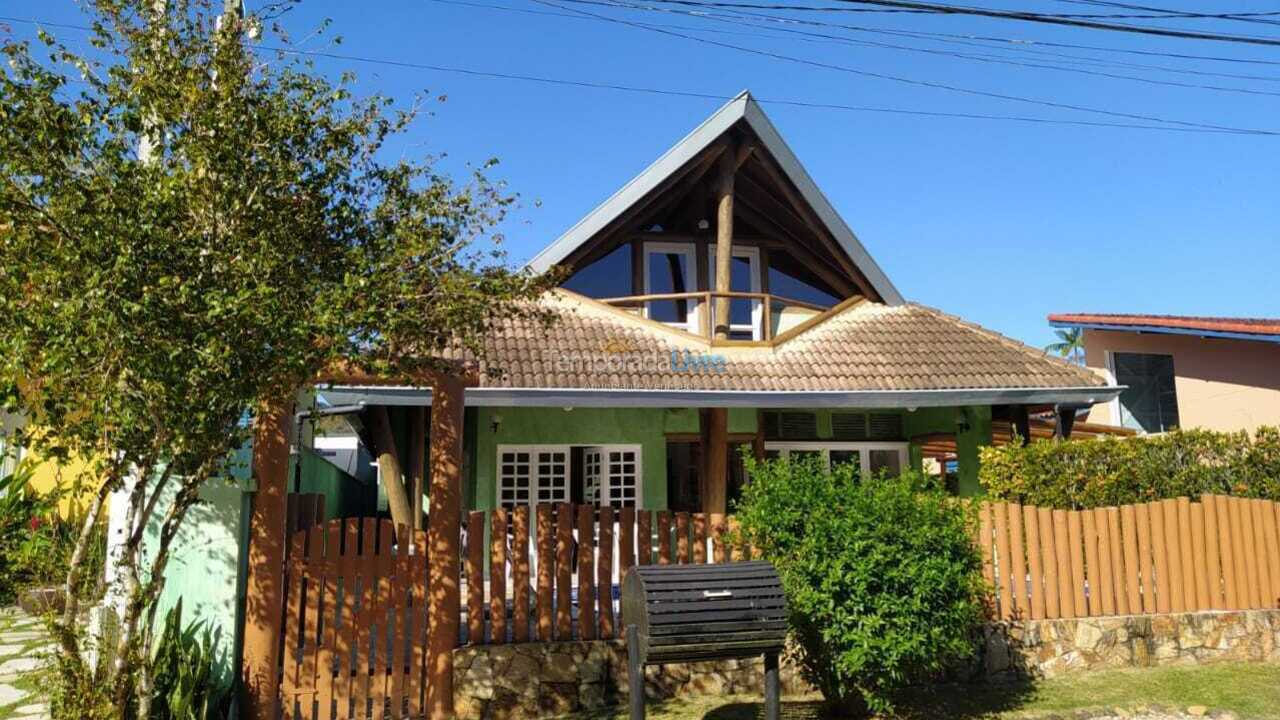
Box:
763 652 780 720
627 624 645 720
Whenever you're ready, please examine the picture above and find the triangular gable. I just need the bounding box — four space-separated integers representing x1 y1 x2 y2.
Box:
526 91 905 306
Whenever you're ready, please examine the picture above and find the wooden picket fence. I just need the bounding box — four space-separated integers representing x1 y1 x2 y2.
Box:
279 517 429 720
978 494 1280 621
463 504 751 644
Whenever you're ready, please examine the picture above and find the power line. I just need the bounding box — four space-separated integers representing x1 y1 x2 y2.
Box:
530 0 1280 134
1050 1 1280 28
0 14 1264 135
538 0 1280 95
622 0 1280 66
482 0 1280 81
823 0 1280 45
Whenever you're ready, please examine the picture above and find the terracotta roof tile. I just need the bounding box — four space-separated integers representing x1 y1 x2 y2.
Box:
459 291 1104 392
1049 313 1280 338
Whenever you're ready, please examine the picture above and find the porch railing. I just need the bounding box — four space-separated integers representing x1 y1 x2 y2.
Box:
596 291 828 342
462 505 750 644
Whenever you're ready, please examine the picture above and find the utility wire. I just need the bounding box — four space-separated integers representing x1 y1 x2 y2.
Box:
823 0 1280 45
541 0 1280 95
621 0 1280 66
0 14 1264 135
531 0 1280 134
1050 0 1280 27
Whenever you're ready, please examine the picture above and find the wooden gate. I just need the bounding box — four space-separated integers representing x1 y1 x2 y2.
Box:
280 518 429 720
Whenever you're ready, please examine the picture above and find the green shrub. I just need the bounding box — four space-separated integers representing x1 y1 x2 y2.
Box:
150 600 232 720
0 458 107 604
980 427 1280 509
735 454 988 716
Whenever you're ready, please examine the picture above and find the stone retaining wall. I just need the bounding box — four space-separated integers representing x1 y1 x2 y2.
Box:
981 609 1280 679
454 610 1280 718
453 639 810 719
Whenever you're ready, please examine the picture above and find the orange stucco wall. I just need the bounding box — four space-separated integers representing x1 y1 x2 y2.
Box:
1081 329 1280 433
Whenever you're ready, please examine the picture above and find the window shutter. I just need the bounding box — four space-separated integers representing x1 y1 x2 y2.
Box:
831 413 868 440
779 412 818 440
868 413 904 441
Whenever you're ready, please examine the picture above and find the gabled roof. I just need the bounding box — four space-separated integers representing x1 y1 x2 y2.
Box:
526 91 905 306
1050 313 1280 344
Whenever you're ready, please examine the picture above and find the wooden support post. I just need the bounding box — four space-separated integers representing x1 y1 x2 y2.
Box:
370 405 414 532
242 397 294 720
410 407 426 531
1011 405 1032 447
713 141 736 340
1054 404 1078 441
704 408 728 516
426 374 466 719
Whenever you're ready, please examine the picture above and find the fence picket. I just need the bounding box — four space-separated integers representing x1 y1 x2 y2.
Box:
370 520 394 720
693 513 708 564
1082 509 1102 617
1024 505 1046 620
1105 507 1129 615
1093 508 1115 617
994 504 1014 620
1066 510 1086 619
512 506 531 643
299 524 324 720
1038 507 1060 619
1007 504 1027 619
675 512 691 564
637 510 652 566
315 522 341 720
619 507 636 575
979 504 996 602
334 521 359 720
1120 505 1142 616
490 509 508 645
711 513 728 564
407 529 428 719
466 511 484 645
1176 498 1196 611
1202 494 1226 610
1148 502 1170 614
1266 500 1280 608
536 505 554 641
1249 499 1273 609
577 504 596 641
1190 502 1210 612
1232 497 1260 608
555 503 573 640
598 506 615 639
388 525 410 719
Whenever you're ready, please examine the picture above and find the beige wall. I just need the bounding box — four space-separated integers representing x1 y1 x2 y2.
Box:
1082 329 1280 433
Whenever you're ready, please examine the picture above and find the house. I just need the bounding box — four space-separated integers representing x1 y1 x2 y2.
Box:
1048 313 1280 434
110 91 1122 719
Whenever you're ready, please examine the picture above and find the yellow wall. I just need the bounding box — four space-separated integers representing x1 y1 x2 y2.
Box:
27 453 97 516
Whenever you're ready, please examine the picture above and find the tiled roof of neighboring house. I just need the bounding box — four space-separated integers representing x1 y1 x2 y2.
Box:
1049 313 1280 341
460 291 1106 392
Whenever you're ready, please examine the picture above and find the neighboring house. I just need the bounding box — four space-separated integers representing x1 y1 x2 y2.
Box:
1048 313 1280 434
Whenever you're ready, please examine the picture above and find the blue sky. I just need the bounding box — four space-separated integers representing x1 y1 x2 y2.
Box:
6 0 1279 348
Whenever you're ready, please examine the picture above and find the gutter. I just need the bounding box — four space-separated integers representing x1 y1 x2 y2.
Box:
317 385 1123 409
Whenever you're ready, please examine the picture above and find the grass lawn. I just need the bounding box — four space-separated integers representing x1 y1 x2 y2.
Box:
581 663 1280 719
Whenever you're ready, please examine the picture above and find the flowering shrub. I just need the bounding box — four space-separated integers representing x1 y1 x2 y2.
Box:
980 426 1280 509
0 460 105 603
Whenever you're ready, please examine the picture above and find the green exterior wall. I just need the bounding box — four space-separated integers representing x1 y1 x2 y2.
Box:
955 405 993 497
471 407 680 510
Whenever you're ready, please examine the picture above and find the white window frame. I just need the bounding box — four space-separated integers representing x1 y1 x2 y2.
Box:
764 441 910 477
496 444 570 508
495 443 642 508
706 245 763 340
642 242 700 334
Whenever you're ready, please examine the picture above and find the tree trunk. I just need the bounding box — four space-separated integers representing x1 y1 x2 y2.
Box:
369 406 414 531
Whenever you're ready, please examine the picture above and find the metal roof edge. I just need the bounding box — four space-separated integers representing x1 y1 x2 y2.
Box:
1049 320 1280 345
317 385 1123 409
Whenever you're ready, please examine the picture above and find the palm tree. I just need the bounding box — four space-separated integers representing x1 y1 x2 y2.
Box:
1045 327 1086 365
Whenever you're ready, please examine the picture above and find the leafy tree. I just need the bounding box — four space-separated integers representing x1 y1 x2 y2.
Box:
1045 327 1085 365
0 1 554 716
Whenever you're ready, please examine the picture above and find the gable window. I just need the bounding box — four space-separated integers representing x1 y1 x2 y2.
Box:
1111 352 1180 433
562 244 631 298
707 246 763 340
643 243 700 333
498 444 641 508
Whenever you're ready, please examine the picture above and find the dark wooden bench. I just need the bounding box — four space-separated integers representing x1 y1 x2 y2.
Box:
621 561 787 720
